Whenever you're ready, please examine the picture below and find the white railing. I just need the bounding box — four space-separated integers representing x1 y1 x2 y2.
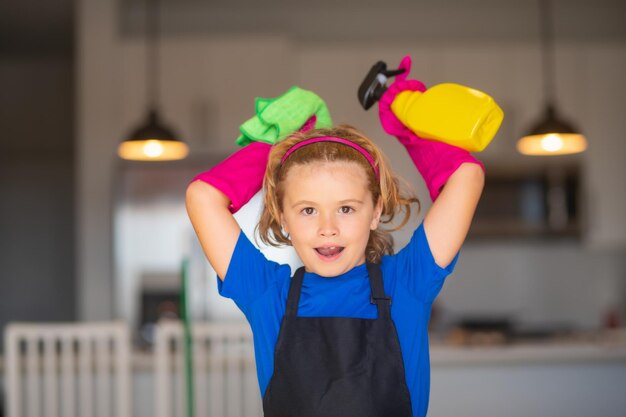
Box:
4 321 131 417
154 320 262 417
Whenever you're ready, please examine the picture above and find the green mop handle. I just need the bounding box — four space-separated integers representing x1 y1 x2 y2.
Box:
181 257 195 417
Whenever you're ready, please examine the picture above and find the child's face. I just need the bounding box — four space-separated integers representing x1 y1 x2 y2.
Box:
279 161 382 277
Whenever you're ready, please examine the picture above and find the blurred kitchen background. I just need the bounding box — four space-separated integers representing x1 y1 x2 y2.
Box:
1 0 625 416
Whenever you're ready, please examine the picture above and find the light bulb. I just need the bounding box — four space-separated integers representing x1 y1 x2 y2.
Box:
143 140 164 158
541 134 564 152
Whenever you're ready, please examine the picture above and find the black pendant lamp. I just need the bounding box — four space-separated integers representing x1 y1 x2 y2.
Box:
118 0 188 161
517 0 587 156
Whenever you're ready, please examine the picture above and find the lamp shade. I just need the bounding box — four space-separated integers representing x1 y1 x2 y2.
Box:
517 105 587 156
118 110 189 161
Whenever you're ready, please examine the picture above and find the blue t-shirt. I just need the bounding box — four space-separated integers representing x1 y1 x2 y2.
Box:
218 221 459 417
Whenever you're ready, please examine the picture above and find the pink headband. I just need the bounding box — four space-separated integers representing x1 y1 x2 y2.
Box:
280 136 380 179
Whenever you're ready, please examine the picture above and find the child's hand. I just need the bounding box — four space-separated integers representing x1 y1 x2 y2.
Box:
189 114 318 214
378 56 484 201
189 141 271 214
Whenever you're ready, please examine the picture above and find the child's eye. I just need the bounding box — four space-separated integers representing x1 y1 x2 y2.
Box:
339 206 354 214
301 207 316 216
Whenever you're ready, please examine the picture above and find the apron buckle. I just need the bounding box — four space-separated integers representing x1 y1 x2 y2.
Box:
370 295 392 306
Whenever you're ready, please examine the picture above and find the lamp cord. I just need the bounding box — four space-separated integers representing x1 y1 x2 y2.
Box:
540 0 556 108
146 0 160 112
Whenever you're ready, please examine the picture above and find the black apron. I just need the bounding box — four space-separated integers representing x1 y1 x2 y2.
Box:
263 263 413 417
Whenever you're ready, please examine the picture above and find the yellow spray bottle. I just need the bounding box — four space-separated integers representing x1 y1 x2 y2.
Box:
390 83 504 152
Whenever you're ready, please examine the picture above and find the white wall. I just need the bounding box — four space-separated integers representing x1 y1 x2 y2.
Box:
78 0 626 326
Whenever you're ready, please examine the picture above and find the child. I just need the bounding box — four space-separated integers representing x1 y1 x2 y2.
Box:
186 83 484 417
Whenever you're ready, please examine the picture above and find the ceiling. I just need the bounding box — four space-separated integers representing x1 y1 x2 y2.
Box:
1 0 625 57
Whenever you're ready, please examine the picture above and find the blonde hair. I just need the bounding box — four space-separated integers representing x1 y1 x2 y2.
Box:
257 124 420 264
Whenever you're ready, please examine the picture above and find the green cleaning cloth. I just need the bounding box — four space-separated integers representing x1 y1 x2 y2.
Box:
236 86 333 146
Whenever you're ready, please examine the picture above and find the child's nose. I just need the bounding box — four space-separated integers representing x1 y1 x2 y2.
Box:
318 214 339 237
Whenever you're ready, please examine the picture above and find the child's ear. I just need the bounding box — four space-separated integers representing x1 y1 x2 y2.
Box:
370 197 383 230
280 213 288 234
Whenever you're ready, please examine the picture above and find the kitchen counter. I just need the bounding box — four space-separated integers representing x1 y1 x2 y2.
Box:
429 328 626 366
427 330 626 417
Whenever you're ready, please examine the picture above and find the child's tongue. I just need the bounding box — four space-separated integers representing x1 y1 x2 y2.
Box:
316 247 343 256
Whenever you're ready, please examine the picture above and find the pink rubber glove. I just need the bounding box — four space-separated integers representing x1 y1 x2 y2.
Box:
378 56 485 201
189 116 318 214
189 141 270 213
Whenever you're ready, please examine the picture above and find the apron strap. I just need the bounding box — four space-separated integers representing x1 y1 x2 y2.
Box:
285 266 306 318
367 263 391 319
284 264 391 319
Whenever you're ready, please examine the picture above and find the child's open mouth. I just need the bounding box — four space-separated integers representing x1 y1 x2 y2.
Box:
315 246 344 260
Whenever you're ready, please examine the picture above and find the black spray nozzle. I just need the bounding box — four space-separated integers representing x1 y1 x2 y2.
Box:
357 61 406 110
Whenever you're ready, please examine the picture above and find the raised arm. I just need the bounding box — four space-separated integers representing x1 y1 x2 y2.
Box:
377 56 487 268
186 181 241 280
185 141 271 280
423 162 484 268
